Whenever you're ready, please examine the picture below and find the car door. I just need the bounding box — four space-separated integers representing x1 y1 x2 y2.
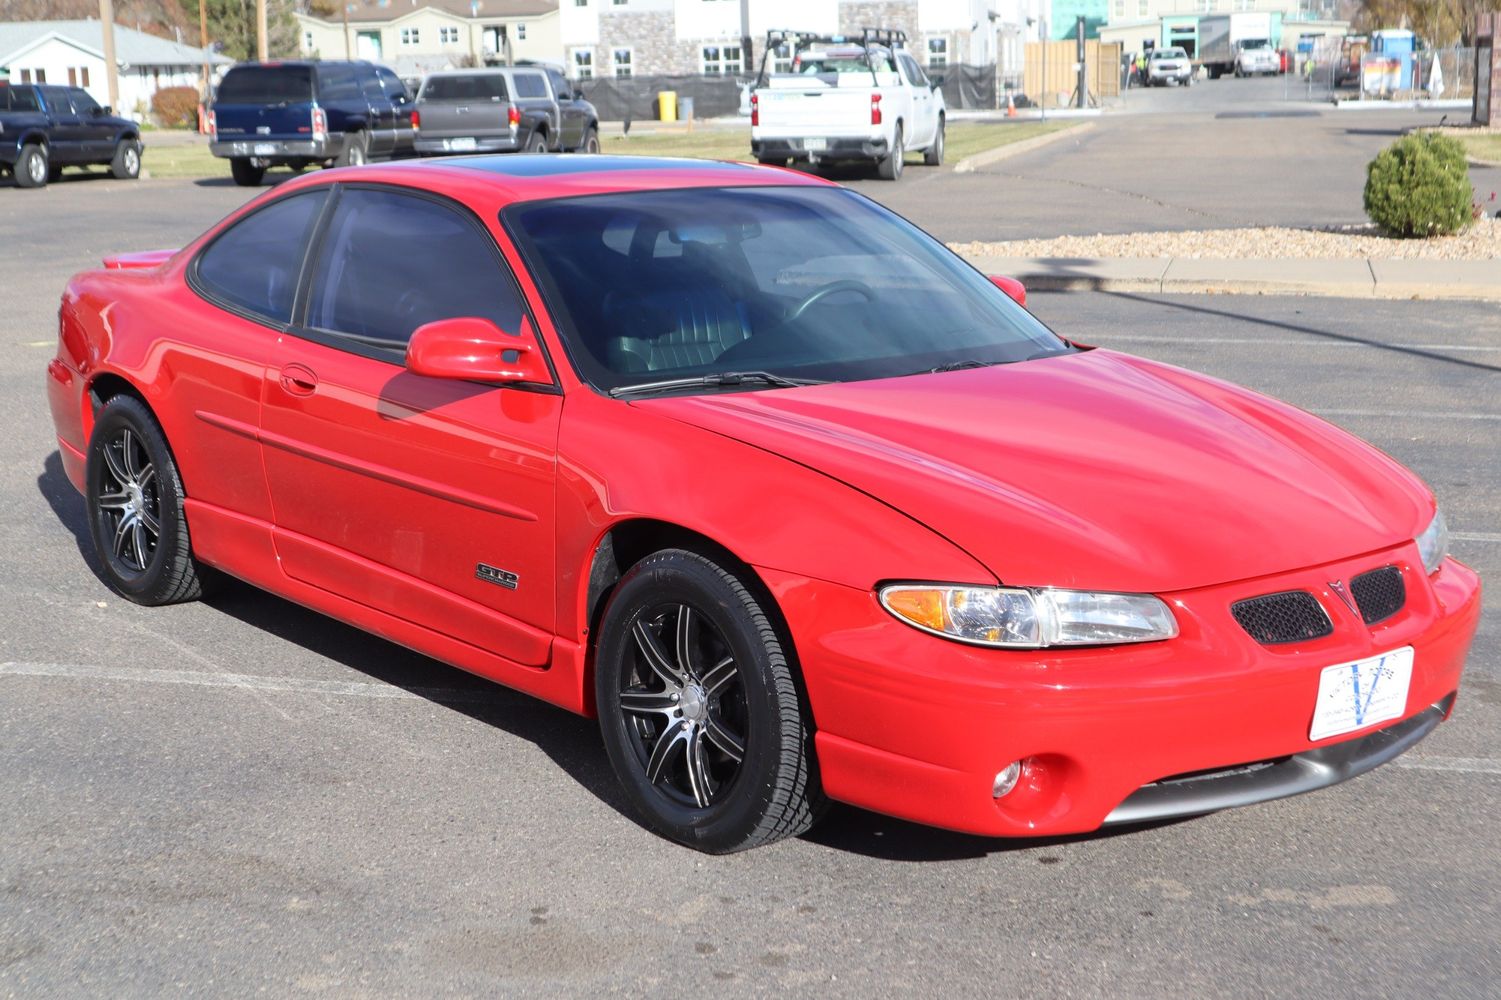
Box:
377 67 415 155
897 54 936 149
66 88 114 159
545 69 585 149
39 86 87 163
357 68 395 157
260 184 561 666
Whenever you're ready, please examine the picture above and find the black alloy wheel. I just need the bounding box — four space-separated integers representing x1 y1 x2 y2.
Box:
85 395 210 605
595 549 823 853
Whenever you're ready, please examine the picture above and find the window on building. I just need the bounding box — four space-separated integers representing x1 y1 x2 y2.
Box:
517 23 527 40
1113 0 1124 16
304 30 315 52
1233 0 1253 9
80 67 90 87
701 44 742 76
572 49 595 80
612 48 633 78
926 38 948 69
439 26 460 44
613 0 627 5
574 0 587 7
1138 0 1149 13
1195 0 1215 11
401 27 421 47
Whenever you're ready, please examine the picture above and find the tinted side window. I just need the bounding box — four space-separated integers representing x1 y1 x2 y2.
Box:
0 85 42 111
196 192 328 324
512 72 548 99
378 68 409 102
305 189 525 351
546 70 571 98
900 54 928 87
68 88 102 116
318 65 359 101
360 71 385 102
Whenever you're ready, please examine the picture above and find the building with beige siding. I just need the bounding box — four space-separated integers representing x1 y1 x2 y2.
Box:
296 0 560 76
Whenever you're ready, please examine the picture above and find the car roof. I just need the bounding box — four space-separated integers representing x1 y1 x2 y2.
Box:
265 155 832 208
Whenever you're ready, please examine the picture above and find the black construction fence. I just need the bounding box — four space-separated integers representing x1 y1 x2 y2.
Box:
577 64 1000 123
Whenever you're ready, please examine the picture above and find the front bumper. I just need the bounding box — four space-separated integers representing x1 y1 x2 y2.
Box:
752 136 888 163
210 136 343 162
1149 68 1193 83
760 544 1481 837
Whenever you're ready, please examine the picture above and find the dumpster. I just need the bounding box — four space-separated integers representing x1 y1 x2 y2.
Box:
658 90 677 122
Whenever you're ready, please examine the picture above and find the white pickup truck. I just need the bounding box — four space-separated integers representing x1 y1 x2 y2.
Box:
750 29 945 181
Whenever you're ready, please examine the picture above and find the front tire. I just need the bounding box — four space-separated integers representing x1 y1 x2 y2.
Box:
877 124 904 181
595 549 823 853
85 395 210 606
229 157 264 186
924 117 945 166
110 139 142 179
16 144 48 188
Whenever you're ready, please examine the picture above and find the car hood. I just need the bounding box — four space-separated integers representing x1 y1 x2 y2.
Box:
641 350 1431 593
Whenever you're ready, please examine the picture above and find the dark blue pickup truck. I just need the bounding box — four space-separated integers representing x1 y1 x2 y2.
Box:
0 82 143 189
209 60 415 186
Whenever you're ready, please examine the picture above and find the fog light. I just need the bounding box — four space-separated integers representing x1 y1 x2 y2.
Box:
993 761 1022 799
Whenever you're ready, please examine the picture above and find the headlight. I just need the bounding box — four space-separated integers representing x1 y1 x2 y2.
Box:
1415 509 1449 575
879 584 1178 649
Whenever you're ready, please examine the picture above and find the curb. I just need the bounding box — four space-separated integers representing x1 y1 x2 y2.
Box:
953 122 1094 174
959 254 1501 301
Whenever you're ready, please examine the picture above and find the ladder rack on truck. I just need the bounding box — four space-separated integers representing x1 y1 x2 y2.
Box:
754 28 911 86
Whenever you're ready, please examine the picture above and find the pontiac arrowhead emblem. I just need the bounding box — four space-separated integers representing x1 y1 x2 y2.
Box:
1328 579 1358 615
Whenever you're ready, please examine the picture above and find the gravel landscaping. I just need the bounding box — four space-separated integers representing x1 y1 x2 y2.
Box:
950 218 1501 261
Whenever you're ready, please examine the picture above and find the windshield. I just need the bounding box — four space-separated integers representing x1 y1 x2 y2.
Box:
1155 49 1187 60
421 74 509 101
504 186 1069 395
794 51 891 74
1240 39 1270 50
215 66 313 104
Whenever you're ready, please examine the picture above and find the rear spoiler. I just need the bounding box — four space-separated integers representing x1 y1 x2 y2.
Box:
103 248 179 270
755 27 909 86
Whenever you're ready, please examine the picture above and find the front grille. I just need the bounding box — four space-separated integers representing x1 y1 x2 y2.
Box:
1231 591 1333 645
1350 565 1405 625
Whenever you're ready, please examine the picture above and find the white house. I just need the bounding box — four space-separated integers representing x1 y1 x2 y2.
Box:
0 19 229 117
297 0 561 77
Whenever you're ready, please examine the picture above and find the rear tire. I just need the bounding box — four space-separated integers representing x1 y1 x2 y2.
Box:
336 130 369 167
85 395 212 606
877 124 904 181
110 139 142 180
578 126 600 154
595 549 824 853
16 144 48 188
924 117 945 166
229 157 264 186
523 130 546 154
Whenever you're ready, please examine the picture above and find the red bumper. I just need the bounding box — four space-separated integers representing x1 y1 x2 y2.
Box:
46 356 88 492
759 545 1481 837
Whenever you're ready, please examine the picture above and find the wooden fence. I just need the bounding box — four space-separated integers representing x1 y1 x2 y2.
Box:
1023 41 1122 108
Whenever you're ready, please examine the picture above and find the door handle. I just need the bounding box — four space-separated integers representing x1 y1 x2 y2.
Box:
278 363 318 396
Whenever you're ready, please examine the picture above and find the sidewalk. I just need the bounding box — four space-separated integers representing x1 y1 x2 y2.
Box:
959 254 1501 301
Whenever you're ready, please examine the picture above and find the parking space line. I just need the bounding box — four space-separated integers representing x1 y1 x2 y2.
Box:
1392 756 1501 776
1313 409 1501 422
1453 532 1501 543
1104 335 1501 353
0 661 510 705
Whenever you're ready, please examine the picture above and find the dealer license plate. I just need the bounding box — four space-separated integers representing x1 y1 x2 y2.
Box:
448 137 477 152
253 143 277 155
1309 646 1413 741
804 138 827 151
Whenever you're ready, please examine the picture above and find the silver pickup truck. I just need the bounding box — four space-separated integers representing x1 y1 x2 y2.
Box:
413 66 600 156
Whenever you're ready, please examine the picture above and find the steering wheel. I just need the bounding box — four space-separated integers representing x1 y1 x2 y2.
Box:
786 280 876 322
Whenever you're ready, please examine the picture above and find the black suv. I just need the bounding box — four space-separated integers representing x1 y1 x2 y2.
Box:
0 83 142 188
209 61 415 186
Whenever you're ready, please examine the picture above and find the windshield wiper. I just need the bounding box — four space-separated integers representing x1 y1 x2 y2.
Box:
926 359 999 374
610 371 826 398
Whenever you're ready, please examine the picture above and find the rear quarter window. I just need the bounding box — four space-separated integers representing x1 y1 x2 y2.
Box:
317 65 360 101
194 191 328 325
512 72 548 99
0 85 42 112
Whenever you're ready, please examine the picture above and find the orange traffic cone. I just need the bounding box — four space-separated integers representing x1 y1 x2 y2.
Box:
1006 93 1016 117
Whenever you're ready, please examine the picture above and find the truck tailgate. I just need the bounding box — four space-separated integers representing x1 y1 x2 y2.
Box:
417 100 514 138
213 102 317 141
755 86 875 137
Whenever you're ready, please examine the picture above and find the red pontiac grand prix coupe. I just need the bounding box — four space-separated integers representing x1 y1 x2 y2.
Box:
46 156 1480 852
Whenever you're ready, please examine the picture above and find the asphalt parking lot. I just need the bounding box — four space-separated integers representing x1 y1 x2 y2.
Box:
2 141 1498 997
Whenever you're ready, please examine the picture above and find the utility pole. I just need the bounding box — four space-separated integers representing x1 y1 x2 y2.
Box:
257 0 269 62
345 4 353 60
98 0 120 111
1075 15 1087 109
1040 17 1047 120
739 0 753 76
199 0 209 97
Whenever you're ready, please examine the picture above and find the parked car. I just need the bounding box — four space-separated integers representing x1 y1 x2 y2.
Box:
750 28 945 180
208 60 415 186
413 68 591 156
1146 48 1195 86
46 156 1479 853
0 82 142 188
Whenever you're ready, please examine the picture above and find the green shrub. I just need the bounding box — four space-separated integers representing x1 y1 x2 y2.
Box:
151 86 201 129
1363 132 1474 238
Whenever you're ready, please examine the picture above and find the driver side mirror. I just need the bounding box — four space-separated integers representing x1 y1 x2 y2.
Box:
406 316 551 384
989 275 1026 307
94 105 112 116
